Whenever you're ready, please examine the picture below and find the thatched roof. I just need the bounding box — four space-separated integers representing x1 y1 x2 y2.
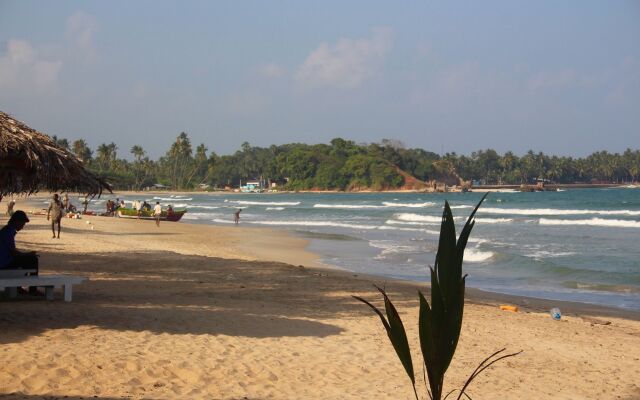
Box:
0 110 111 198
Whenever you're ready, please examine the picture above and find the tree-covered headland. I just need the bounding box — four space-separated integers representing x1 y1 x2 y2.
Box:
52 133 640 191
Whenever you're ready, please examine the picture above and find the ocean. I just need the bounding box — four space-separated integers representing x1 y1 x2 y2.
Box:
91 187 640 311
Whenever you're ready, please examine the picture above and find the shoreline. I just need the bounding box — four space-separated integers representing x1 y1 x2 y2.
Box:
13 195 640 320
5 182 633 198
2 197 640 399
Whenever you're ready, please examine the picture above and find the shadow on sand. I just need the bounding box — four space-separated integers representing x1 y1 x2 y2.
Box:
0 250 413 344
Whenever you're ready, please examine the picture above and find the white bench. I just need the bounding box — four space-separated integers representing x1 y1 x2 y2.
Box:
1 275 86 302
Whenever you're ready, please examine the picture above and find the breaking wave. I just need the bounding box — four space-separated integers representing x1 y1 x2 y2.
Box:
481 207 640 216
381 201 436 208
539 218 640 228
464 248 495 262
314 204 387 209
233 201 300 206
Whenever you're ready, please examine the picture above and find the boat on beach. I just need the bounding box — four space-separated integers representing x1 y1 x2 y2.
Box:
117 208 187 222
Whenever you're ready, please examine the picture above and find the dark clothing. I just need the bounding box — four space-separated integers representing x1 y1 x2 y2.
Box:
0 224 38 274
0 225 16 268
4 253 38 273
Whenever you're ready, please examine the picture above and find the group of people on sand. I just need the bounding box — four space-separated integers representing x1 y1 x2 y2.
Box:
105 198 126 216
101 198 171 227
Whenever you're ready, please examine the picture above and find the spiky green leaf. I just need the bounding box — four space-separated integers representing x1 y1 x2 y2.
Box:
456 193 488 264
353 290 415 386
378 287 415 385
436 201 458 303
353 295 391 332
419 290 441 397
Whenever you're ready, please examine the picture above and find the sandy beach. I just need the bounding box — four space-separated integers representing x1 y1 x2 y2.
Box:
1 197 639 400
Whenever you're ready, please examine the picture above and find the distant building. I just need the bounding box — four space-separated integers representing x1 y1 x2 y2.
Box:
241 179 263 193
150 183 170 190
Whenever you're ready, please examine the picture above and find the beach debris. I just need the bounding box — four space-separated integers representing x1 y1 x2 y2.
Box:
581 316 611 326
550 307 562 320
500 305 519 312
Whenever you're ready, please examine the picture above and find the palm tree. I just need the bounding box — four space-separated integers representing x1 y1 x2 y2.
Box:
500 151 516 184
130 145 147 190
72 139 92 163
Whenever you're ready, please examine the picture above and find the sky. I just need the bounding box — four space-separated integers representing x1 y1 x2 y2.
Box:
1 1 639 160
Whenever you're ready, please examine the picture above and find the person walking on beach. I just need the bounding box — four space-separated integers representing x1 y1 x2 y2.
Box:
135 200 142 218
47 194 63 239
153 202 162 227
81 197 89 214
234 208 242 225
6 199 15 216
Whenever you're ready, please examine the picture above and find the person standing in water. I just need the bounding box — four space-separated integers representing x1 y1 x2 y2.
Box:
47 193 63 239
234 209 242 225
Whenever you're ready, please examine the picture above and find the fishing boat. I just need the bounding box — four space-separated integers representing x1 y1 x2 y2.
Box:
117 208 187 222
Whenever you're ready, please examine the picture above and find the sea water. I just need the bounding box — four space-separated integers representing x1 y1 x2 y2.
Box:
95 187 640 311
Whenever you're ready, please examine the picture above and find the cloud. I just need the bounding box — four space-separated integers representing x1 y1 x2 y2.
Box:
258 63 285 79
295 27 392 90
66 11 98 62
526 69 578 94
603 56 640 106
227 91 269 115
131 82 148 99
0 39 62 91
408 61 491 108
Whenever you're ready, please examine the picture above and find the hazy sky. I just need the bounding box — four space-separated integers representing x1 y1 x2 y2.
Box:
1 1 638 159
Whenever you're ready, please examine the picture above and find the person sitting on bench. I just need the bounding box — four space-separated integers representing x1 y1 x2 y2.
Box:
0 210 40 295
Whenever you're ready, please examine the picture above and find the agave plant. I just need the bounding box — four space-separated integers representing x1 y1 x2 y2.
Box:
355 193 520 400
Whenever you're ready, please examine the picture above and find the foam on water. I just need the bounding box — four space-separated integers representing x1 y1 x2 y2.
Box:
223 219 380 230
212 218 235 224
395 213 465 223
189 205 221 210
474 217 514 224
524 250 577 259
370 240 413 251
153 196 192 201
232 200 301 206
481 207 640 216
385 219 437 226
369 240 421 256
464 248 495 262
378 225 441 234
182 212 219 220
539 218 640 228
381 201 436 208
314 204 388 209
266 207 285 211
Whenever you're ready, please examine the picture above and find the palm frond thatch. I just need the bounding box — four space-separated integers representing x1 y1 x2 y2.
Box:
0 110 111 198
